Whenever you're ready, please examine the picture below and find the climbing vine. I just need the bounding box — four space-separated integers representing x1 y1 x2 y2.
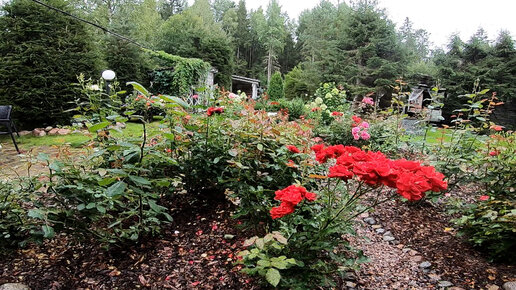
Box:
144 49 210 96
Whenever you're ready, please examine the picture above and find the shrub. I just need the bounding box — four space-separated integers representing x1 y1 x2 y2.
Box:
284 66 310 100
268 72 284 100
169 97 314 227
0 179 40 249
238 145 448 287
453 131 516 262
454 199 516 262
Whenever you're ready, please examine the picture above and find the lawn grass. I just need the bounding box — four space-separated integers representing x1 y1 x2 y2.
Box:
0 122 163 149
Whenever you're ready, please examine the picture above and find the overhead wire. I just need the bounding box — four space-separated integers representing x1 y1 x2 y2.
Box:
29 0 151 50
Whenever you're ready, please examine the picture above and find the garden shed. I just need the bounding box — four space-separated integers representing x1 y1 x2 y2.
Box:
231 75 260 99
405 84 446 122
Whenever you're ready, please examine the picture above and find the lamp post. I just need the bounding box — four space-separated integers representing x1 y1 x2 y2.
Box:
101 69 116 95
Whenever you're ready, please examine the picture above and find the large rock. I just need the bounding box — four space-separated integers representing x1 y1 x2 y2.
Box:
44 126 53 132
503 281 516 290
57 128 71 135
18 130 31 136
48 128 60 135
0 283 30 290
32 128 46 137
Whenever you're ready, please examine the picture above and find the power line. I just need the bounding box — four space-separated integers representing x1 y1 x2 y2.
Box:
29 0 151 50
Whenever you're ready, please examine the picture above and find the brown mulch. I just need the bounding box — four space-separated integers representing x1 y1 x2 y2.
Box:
365 198 516 289
0 196 257 289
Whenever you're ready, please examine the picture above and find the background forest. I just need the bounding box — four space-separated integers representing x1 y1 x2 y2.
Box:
0 0 515 129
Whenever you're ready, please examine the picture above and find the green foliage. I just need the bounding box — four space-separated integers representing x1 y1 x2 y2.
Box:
284 66 311 99
267 72 284 100
237 232 300 287
435 30 516 129
172 98 313 225
0 179 40 249
157 11 233 90
454 199 516 262
146 49 211 96
0 0 101 128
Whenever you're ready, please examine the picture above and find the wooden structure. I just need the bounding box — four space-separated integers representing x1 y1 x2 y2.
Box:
231 75 260 99
405 84 446 122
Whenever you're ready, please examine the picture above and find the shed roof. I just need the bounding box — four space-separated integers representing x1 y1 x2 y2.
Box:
231 75 260 84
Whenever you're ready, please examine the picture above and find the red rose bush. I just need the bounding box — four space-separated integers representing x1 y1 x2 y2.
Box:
270 144 447 219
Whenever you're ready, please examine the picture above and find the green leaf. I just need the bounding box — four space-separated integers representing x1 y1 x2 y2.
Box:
257 144 264 151
42 225 55 238
28 209 45 220
98 177 117 186
106 181 126 197
127 81 150 97
96 205 106 214
148 200 166 213
129 175 151 186
255 238 265 250
265 268 281 287
160 95 190 108
163 133 175 140
257 259 271 267
88 121 110 133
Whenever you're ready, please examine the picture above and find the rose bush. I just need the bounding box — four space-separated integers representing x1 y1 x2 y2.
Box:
239 144 447 287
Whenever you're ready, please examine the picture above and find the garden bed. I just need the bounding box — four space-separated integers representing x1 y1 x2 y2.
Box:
1 191 514 289
0 195 254 289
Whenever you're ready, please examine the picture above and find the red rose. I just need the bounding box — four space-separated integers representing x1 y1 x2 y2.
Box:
328 165 354 180
274 185 304 205
489 151 499 156
286 145 301 153
270 202 295 219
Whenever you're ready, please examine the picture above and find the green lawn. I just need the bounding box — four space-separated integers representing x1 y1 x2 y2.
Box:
0 122 162 149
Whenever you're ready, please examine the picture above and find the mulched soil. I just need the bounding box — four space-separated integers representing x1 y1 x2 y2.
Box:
352 194 516 289
0 195 257 289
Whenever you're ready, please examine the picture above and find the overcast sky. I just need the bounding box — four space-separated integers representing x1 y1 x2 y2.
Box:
235 0 516 49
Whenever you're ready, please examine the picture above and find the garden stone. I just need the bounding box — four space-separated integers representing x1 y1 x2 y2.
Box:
383 235 395 242
438 280 453 288
32 128 44 136
363 217 376 225
345 281 356 288
44 126 53 132
0 283 30 290
376 228 385 234
487 285 500 290
48 128 60 135
57 129 71 135
419 261 432 269
344 272 357 280
503 281 516 290
19 130 31 136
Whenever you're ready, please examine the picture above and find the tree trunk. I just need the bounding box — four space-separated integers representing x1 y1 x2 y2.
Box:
267 49 272 85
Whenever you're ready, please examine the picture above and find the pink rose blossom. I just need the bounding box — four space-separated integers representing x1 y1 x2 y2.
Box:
360 131 370 140
362 97 374 105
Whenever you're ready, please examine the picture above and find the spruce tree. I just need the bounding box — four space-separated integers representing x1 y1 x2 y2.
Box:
0 0 100 128
268 71 284 100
